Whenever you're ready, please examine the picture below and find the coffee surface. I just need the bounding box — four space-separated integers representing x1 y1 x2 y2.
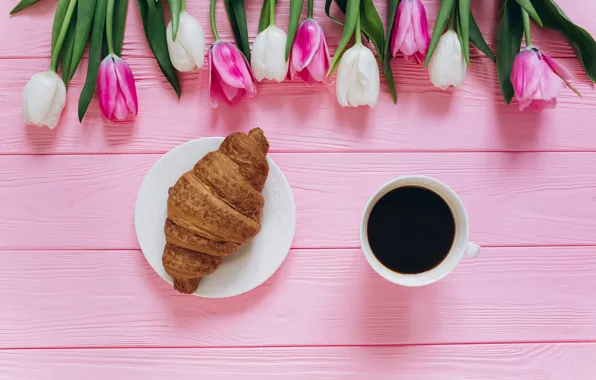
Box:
367 186 456 274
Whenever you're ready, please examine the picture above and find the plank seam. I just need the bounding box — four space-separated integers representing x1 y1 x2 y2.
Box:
2 339 596 351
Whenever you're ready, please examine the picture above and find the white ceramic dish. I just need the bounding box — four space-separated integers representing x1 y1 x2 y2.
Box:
135 137 296 298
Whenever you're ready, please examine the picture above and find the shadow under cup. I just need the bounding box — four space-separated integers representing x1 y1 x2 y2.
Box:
360 176 475 287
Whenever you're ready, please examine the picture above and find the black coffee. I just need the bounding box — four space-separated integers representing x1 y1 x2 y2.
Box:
367 186 455 274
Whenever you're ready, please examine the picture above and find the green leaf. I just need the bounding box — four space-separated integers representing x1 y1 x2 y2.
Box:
169 0 182 40
328 0 360 74
469 9 495 62
383 0 400 104
424 0 455 66
384 0 400 59
10 0 41 14
137 0 181 97
285 0 304 59
63 0 97 83
497 0 523 104
61 6 78 83
259 0 276 33
112 0 128 55
328 0 383 58
78 0 107 121
383 59 397 104
359 0 385 61
532 0 596 83
513 0 542 26
458 0 470 66
325 0 344 26
224 0 251 61
51 0 71 55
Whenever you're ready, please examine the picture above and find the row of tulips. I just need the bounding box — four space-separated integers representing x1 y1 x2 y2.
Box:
14 0 596 129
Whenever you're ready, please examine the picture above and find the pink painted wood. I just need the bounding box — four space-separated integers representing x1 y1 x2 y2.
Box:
1 247 595 348
1 0 595 377
1 344 595 379
1 153 595 249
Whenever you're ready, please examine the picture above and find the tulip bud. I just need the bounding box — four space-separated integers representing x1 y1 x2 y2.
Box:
166 11 206 72
21 70 66 129
98 54 138 122
209 41 257 107
427 30 466 90
511 47 577 111
289 19 331 85
251 25 288 82
390 0 430 63
336 44 380 108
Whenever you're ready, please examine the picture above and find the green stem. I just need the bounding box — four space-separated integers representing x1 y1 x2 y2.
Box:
49 0 78 72
447 3 456 30
106 0 115 54
269 0 276 25
181 0 186 12
522 9 532 47
307 0 313 18
355 12 361 44
210 0 219 40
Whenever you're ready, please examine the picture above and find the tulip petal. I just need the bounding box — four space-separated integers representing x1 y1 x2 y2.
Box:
428 30 466 89
306 32 328 83
251 30 268 81
392 0 411 57
336 45 360 106
208 48 223 108
412 0 429 56
251 26 288 82
98 56 118 120
358 46 380 108
168 12 206 72
292 19 321 71
113 57 138 118
212 41 254 90
21 71 66 129
541 52 573 81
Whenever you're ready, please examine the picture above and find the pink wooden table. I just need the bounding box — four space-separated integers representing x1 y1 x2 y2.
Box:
1 0 596 378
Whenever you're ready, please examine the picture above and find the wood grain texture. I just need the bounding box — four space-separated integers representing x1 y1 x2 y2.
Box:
1 0 594 59
0 152 595 250
1 57 595 154
1 246 595 348
1 344 596 380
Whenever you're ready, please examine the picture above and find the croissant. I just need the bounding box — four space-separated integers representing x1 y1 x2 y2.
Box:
162 128 270 294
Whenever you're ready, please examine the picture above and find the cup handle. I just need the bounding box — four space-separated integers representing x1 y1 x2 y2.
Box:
466 242 481 258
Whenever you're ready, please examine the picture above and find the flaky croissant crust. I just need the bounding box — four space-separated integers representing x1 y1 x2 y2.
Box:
162 128 270 294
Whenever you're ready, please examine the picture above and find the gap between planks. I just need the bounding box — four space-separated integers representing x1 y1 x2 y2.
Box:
4 150 596 157
3 339 596 352
3 243 596 252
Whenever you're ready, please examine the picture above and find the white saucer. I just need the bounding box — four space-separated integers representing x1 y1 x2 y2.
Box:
135 137 296 298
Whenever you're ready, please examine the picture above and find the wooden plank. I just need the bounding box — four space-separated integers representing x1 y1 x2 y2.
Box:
0 345 594 379
1 0 593 59
0 152 595 250
1 57 595 154
0 247 595 348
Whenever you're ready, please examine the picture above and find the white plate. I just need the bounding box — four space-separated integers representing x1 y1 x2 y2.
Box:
135 137 296 298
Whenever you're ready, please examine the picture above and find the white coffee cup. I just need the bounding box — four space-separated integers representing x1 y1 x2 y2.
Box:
360 175 480 287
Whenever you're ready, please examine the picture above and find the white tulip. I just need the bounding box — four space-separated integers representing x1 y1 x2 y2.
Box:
166 11 206 72
336 44 380 108
251 25 288 82
21 71 66 129
427 30 467 89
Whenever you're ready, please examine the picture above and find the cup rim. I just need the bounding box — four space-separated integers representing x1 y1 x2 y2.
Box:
360 175 470 287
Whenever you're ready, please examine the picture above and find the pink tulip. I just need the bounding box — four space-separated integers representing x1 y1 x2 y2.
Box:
511 47 576 111
390 0 430 64
289 18 331 85
98 54 138 122
209 41 257 107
